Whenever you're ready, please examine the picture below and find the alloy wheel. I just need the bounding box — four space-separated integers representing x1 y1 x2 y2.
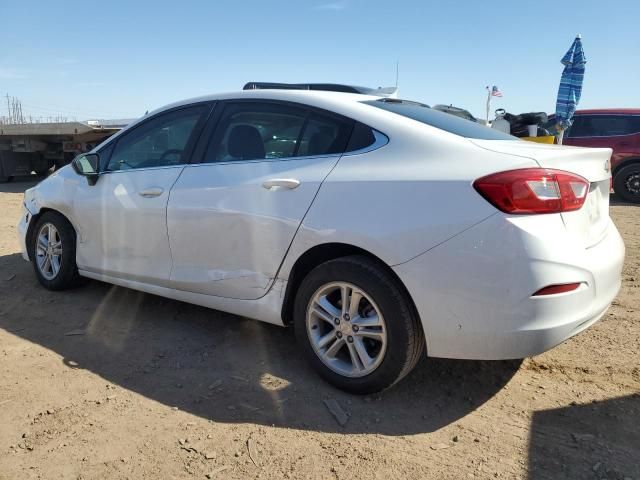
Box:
625 172 640 196
35 223 62 280
306 282 387 378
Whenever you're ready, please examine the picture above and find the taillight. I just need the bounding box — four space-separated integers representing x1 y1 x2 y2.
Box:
473 168 589 214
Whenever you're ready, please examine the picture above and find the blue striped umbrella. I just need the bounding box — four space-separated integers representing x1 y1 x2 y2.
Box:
555 35 587 132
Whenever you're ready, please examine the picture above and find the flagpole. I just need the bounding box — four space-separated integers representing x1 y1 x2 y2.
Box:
485 86 492 125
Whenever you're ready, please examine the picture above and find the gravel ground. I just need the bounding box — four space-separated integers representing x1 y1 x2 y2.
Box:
0 177 638 480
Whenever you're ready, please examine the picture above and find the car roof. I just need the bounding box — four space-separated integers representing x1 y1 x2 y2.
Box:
158 89 378 113
574 108 640 115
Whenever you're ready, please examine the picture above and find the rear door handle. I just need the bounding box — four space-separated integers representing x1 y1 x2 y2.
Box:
138 187 164 198
262 178 301 190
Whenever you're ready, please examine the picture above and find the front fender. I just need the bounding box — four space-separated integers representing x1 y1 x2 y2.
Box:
23 166 83 240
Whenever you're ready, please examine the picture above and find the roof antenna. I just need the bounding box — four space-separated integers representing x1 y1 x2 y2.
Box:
395 60 399 89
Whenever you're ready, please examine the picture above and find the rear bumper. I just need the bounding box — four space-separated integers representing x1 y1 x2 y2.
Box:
394 213 625 360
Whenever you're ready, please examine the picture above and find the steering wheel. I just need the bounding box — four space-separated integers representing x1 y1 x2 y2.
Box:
159 149 183 164
114 158 135 170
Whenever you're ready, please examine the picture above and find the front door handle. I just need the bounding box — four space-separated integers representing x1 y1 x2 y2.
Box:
138 187 164 198
262 178 301 190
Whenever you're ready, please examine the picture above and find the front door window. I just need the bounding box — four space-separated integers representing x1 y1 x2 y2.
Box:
106 105 207 171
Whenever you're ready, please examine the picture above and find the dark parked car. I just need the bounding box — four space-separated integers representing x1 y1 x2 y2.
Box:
561 109 640 203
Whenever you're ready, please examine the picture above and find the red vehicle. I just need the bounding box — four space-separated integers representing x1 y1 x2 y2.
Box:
562 109 640 203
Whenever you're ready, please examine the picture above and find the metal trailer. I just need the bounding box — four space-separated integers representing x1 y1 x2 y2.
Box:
0 121 123 182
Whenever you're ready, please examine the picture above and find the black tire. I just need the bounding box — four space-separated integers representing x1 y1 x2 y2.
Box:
29 211 80 290
294 255 425 394
613 163 640 204
33 155 51 177
34 165 52 177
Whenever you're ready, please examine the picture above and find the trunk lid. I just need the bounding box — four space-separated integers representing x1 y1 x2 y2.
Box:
471 140 613 248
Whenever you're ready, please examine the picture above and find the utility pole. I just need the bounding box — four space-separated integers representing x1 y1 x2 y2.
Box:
4 94 25 124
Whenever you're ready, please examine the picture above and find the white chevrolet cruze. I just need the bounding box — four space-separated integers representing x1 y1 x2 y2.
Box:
18 89 625 393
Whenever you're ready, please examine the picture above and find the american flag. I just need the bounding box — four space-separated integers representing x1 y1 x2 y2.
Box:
489 85 503 97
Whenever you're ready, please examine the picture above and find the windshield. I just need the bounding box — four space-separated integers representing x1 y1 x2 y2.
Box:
363 99 518 140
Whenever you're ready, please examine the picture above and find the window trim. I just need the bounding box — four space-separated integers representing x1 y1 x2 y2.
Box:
188 129 388 167
183 151 346 170
567 114 640 139
97 101 215 173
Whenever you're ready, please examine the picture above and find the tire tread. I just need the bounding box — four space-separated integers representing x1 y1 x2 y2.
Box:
334 256 425 388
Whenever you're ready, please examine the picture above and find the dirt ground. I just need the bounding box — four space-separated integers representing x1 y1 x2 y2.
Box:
0 177 638 480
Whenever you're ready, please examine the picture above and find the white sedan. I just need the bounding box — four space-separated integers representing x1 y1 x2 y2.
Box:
18 90 625 393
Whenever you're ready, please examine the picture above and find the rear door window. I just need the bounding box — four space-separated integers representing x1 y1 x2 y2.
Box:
203 102 354 162
569 115 640 137
204 103 307 162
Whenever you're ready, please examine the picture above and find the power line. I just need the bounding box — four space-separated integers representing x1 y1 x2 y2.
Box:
2 93 130 123
20 102 125 118
9 93 129 118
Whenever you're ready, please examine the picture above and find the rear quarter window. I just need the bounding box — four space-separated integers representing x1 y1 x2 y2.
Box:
363 99 517 140
345 122 377 152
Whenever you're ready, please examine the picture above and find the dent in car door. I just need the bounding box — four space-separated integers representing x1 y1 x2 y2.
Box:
167 101 352 300
167 157 340 299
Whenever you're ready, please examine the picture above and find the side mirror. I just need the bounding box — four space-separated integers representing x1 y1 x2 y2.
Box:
72 153 100 186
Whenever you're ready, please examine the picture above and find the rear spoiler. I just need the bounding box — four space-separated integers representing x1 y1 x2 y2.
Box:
243 82 398 98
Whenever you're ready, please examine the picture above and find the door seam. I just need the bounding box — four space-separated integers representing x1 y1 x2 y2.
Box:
255 153 345 300
166 165 187 283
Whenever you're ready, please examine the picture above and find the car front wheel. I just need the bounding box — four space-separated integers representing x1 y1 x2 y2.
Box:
294 255 424 394
29 211 80 290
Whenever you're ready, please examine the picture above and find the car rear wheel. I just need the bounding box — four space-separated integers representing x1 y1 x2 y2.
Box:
294 255 424 394
613 163 640 204
29 212 80 290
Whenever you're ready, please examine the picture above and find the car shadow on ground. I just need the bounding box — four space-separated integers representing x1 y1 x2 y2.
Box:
0 251 521 435
610 193 640 207
528 394 640 479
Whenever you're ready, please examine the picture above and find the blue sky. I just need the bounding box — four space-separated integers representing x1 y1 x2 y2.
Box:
1 0 638 121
